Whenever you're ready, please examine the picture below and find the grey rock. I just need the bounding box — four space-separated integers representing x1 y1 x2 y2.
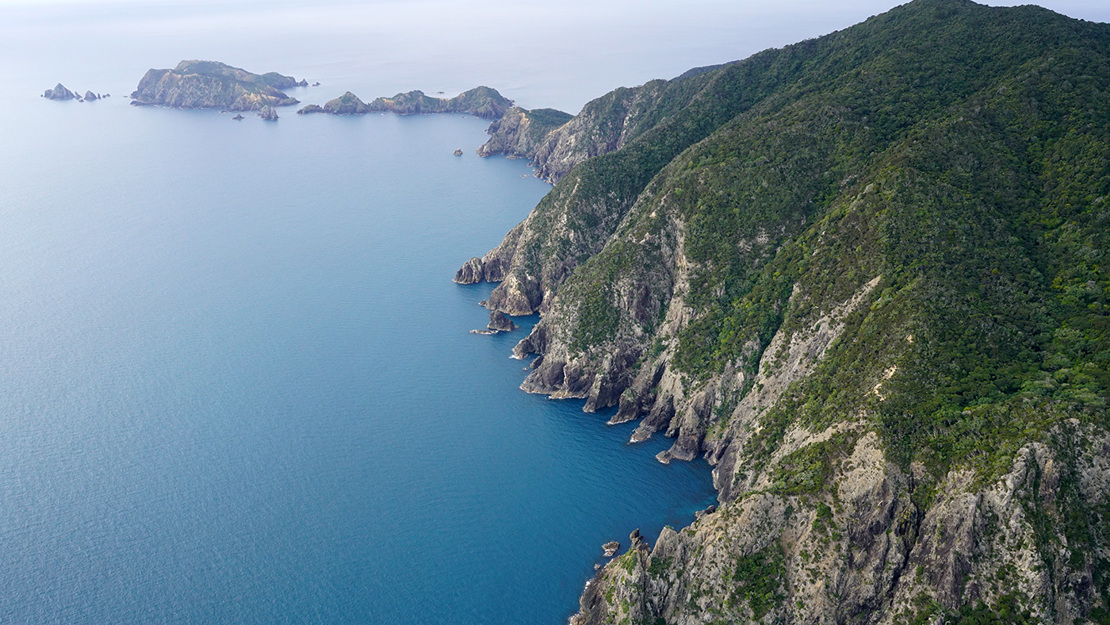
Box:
43 83 75 100
487 311 516 333
453 257 485 284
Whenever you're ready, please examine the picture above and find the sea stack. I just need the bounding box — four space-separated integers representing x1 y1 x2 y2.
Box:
43 83 75 100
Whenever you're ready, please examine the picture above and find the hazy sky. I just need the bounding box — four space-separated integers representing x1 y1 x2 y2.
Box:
3 0 1108 112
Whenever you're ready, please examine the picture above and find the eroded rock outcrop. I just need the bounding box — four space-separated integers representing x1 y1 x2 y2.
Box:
43 83 75 100
487 311 516 333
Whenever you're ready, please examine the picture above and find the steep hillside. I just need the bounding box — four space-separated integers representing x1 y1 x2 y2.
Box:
457 0 1110 622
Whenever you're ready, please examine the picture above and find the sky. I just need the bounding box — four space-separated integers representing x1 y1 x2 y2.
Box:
2 0 1108 113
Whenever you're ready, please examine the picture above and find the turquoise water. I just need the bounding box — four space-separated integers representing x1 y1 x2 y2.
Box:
0 7 721 624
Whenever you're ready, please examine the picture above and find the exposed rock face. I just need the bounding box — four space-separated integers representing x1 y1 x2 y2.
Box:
296 104 324 114
368 86 513 119
457 0 1110 623
322 92 370 115
258 105 278 121
487 311 516 333
477 106 572 164
574 427 1110 625
130 60 301 110
83 90 98 101
453 257 486 284
43 83 75 100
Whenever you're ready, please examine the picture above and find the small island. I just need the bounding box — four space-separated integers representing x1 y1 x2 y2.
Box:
368 86 512 119
295 86 515 120
130 60 305 111
43 83 75 100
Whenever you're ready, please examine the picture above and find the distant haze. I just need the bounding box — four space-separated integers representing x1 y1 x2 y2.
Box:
1 0 1107 113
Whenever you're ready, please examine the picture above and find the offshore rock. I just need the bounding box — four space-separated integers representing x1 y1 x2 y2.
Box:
296 104 324 114
83 91 98 101
487 311 516 333
43 83 75 100
258 105 278 121
602 541 620 557
130 60 301 110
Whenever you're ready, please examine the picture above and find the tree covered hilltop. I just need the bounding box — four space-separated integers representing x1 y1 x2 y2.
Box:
458 0 1110 622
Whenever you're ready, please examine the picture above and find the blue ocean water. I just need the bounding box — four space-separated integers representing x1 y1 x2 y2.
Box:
0 81 718 625
0 5 730 624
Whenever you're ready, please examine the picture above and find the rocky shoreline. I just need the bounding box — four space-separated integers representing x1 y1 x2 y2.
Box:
451 1 1110 623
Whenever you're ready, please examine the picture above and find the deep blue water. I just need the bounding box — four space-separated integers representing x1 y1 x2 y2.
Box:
0 7 725 624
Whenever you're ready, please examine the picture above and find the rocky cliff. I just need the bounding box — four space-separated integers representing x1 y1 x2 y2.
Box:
458 0 1110 622
130 60 302 110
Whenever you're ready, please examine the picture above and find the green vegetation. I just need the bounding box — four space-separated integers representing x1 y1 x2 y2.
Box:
483 3 1110 621
368 86 513 119
727 544 785 619
769 432 854 495
535 0 1109 485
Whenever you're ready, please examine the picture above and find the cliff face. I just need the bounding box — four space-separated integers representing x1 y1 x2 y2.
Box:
458 0 1110 622
130 60 302 110
476 107 573 162
368 86 513 119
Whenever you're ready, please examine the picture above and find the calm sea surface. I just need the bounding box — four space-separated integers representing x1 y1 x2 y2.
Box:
0 3 724 624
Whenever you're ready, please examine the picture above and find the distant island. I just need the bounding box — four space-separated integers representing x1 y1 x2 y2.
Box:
297 91 370 115
129 60 306 111
296 86 514 119
42 83 107 102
